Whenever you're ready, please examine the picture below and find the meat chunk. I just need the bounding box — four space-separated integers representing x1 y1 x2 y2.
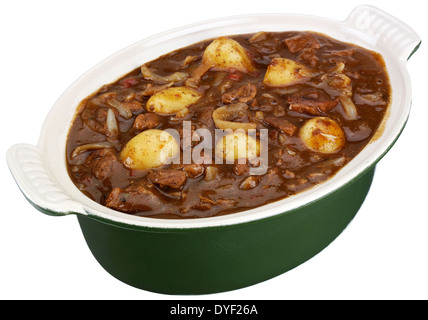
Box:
121 100 143 112
85 148 121 181
133 112 161 130
264 117 298 136
248 31 283 54
147 169 187 189
233 162 249 176
222 84 257 104
284 33 321 53
288 88 338 116
297 48 319 68
196 105 215 131
105 185 162 213
81 106 109 135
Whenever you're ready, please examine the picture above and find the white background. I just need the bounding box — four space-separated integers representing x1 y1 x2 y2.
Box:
1 0 427 300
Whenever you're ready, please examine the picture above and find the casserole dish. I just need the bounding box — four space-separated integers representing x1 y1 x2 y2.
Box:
6 5 420 294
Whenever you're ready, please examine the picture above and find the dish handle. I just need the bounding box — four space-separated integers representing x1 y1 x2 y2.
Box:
345 5 421 61
6 143 85 217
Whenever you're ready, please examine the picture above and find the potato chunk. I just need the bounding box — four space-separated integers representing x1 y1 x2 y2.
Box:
146 87 202 115
185 37 256 88
203 37 256 73
299 117 346 154
263 58 312 87
216 131 260 162
120 129 179 170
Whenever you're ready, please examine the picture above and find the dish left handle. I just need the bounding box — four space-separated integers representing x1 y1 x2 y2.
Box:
6 143 85 217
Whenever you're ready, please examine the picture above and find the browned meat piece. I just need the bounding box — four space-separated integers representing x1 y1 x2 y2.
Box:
222 84 257 104
123 100 144 112
288 88 338 116
147 169 187 189
133 113 161 130
269 128 278 140
105 185 162 213
248 31 283 54
298 49 319 68
196 106 215 131
81 106 108 134
264 117 298 136
85 148 121 180
284 33 321 53
233 162 249 176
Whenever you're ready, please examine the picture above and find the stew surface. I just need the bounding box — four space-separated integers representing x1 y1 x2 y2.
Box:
66 31 391 219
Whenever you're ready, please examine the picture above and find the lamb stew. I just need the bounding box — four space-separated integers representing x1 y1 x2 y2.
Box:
66 31 391 219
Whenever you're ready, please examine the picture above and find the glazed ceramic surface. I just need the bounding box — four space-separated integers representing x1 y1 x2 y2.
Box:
7 5 420 294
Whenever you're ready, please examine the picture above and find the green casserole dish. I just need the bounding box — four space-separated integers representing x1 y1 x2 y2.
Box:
6 5 420 294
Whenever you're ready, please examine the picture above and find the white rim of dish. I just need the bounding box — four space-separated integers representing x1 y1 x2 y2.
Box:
10 6 420 229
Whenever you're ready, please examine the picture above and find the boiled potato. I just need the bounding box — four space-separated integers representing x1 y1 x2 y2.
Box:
203 37 256 73
263 58 312 87
146 87 202 115
299 117 346 154
120 129 179 170
215 131 260 162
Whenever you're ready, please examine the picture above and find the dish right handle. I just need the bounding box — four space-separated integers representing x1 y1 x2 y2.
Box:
345 5 421 61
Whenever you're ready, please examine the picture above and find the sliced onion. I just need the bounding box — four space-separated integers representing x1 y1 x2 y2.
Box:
185 61 214 88
239 176 261 190
204 166 219 181
355 92 388 106
331 62 345 73
339 95 358 120
249 31 267 43
106 109 118 139
181 55 199 67
211 71 228 87
141 82 174 96
106 99 132 119
141 64 188 83
71 142 114 159
315 156 346 172
212 103 257 131
272 87 300 96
